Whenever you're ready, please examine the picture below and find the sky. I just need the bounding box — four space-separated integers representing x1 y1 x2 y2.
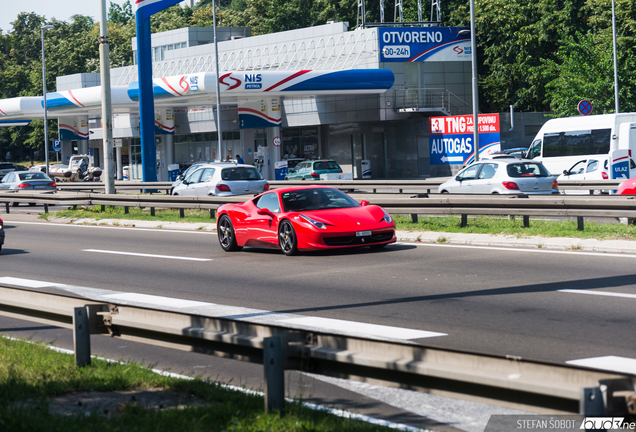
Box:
1 0 133 34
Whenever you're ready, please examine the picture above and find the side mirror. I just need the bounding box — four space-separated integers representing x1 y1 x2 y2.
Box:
257 208 274 217
456 176 462 181
360 200 370 207
178 174 184 180
563 170 568 175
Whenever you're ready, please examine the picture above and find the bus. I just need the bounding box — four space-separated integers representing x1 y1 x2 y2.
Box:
526 113 636 176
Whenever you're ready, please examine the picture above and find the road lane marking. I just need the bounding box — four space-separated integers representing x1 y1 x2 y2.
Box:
558 289 636 300
397 242 636 259
566 356 636 375
0 277 62 288
102 293 210 308
82 249 212 261
280 316 446 340
1 275 445 342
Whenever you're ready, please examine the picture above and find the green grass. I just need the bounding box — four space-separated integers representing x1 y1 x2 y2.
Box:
44 206 216 224
0 337 395 431
41 206 636 240
394 214 636 240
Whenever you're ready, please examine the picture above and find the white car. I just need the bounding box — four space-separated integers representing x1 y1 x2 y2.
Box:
172 163 269 196
557 157 614 195
438 159 558 195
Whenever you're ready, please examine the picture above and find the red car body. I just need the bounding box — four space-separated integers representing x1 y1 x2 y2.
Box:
617 178 636 195
216 185 396 255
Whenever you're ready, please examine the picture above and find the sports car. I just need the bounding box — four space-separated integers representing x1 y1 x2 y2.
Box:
216 186 396 255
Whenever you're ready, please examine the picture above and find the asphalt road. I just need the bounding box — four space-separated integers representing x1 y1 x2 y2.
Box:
1 213 635 430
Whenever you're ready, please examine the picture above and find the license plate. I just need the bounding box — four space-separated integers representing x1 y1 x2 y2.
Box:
356 230 372 237
34 185 46 189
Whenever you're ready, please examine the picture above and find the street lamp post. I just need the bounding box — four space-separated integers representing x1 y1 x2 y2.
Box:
612 0 620 113
469 0 479 162
41 24 54 175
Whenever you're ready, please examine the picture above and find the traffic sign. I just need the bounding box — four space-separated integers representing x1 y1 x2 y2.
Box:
273 136 281 147
52 139 61 152
577 100 593 116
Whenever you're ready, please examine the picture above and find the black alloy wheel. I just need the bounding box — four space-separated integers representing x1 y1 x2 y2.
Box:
278 220 299 256
218 215 242 252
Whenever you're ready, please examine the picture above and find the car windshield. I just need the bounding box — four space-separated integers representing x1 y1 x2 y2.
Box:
18 172 50 180
221 167 264 181
506 162 551 177
313 161 340 171
281 188 360 212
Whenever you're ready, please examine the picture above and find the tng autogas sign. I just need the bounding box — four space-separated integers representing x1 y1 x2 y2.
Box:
379 27 471 62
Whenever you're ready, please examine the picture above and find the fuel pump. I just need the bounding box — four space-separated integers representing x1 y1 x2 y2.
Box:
255 146 268 175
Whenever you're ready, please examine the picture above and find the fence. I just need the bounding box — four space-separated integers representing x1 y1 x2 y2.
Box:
0 281 633 415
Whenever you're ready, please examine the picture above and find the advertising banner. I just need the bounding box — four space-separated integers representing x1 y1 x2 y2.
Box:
379 27 471 63
429 114 501 165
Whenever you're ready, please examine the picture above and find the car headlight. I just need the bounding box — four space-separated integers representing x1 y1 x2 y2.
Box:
300 214 327 229
380 208 392 223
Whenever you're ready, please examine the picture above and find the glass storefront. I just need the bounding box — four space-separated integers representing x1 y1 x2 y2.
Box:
282 127 319 159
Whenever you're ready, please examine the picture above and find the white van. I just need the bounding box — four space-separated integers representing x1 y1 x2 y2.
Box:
526 113 636 176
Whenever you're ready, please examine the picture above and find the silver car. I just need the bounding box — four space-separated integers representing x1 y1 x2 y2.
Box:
0 171 57 206
438 159 558 195
172 163 269 196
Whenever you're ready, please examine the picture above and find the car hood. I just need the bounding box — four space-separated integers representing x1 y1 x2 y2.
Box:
300 205 387 228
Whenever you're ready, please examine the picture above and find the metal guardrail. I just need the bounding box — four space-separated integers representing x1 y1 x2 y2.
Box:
0 282 633 415
52 179 628 195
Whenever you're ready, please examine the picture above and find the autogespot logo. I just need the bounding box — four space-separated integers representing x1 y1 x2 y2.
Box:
580 418 636 430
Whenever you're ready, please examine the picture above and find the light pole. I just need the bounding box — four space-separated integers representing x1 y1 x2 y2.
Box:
212 0 223 161
41 24 54 175
469 0 479 162
612 0 620 113
459 9 479 163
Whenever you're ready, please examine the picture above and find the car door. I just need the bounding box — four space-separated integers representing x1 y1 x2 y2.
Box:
452 164 481 193
0 173 13 190
191 168 216 196
179 168 205 196
471 163 498 193
249 192 282 246
562 160 587 180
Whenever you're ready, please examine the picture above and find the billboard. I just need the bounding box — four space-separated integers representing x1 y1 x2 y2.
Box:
379 27 471 63
429 114 501 165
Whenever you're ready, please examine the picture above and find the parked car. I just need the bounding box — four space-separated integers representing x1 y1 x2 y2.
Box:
0 162 15 180
284 159 343 180
217 186 396 255
285 158 305 174
557 157 612 195
170 161 212 194
0 171 57 206
438 159 558 195
485 147 528 159
172 163 268 196
0 216 4 254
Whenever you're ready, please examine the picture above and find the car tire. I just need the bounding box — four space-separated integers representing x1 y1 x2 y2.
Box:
11 202 18 207
279 220 299 256
217 215 242 252
440 190 449 194
29 203 36 206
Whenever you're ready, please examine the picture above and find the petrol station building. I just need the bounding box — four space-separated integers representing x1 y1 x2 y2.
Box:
1 21 491 180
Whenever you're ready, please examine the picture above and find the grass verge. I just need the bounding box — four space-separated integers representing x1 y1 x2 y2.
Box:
40 206 636 240
43 206 216 224
0 337 396 432
394 215 636 240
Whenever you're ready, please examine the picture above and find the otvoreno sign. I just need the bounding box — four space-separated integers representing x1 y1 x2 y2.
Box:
379 27 471 63
429 114 501 165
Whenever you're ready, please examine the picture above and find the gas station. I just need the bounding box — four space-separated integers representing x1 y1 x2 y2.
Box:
0 0 480 181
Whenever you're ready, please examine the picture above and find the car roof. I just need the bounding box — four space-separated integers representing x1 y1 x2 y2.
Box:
266 185 341 195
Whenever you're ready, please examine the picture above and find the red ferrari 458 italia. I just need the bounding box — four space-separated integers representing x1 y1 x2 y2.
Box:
216 186 396 255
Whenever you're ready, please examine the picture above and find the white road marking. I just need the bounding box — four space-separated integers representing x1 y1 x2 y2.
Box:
82 249 212 261
0 277 62 288
566 356 636 375
6 220 214 235
398 242 636 258
280 316 446 340
558 289 636 300
102 293 211 308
